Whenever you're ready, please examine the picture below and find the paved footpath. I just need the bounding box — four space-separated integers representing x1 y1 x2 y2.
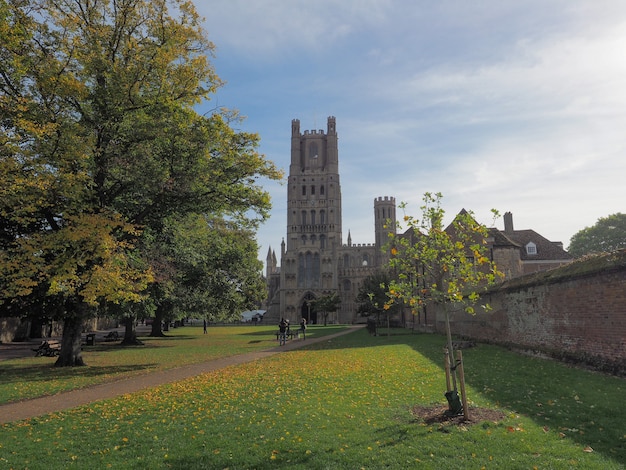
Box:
0 325 363 424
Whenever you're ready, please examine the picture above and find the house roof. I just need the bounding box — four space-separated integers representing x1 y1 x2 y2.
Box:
503 229 573 261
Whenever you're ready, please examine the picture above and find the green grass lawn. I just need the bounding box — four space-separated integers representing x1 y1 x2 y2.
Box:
1 327 624 469
0 324 346 404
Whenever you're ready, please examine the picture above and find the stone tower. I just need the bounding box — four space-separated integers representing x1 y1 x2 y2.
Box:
269 116 342 323
374 196 396 267
264 116 396 325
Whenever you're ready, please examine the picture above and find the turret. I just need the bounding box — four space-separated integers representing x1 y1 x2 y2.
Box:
374 196 397 266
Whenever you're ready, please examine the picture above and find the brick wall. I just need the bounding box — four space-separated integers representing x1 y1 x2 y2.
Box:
437 250 626 375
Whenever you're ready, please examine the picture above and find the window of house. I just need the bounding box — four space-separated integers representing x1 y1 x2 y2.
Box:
526 242 537 255
311 185 315 195
302 185 306 196
320 185 325 195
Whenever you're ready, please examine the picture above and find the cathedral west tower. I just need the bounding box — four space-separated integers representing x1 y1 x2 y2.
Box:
265 116 395 324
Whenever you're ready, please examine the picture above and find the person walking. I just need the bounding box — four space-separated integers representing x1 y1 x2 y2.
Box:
278 318 288 346
299 317 307 340
203 319 207 334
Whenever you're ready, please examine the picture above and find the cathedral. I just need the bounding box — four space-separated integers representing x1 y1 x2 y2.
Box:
264 116 396 324
263 116 574 326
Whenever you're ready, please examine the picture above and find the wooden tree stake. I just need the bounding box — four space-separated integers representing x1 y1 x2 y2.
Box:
457 350 469 420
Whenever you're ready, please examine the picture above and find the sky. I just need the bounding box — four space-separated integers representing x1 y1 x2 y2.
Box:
196 1 626 267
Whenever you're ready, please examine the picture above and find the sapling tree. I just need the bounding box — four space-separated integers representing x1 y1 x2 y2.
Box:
384 192 503 415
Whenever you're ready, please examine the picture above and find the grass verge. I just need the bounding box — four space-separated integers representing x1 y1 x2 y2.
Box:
0 324 345 404
1 328 624 469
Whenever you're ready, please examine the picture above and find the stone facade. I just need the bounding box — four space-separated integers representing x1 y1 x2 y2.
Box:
265 117 395 324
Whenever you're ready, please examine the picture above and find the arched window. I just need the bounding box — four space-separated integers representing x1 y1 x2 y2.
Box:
309 142 318 160
320 210 326 224
320 185 325 195
320 235 326 249
343 254 350 268
301 211 307 225
301 235 307 245
302 185 306 196
310 210 316 225
311 185 315 195
343 279 351 291
362 254 369 266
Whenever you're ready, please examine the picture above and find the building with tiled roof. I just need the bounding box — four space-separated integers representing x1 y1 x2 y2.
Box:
498 211 573 275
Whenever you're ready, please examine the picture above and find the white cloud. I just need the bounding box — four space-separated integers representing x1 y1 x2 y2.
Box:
194 0 626 262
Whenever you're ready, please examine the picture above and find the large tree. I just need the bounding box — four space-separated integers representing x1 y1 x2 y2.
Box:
385 193 502 416
0 0 280 365
312 293 341 326
568 213 626 258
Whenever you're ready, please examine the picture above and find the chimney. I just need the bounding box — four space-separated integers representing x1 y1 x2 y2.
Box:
504 212 514 233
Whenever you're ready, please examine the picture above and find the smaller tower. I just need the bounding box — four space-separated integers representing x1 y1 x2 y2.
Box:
374 196 397 267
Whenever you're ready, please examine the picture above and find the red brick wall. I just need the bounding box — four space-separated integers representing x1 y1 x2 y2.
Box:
438 252 626 375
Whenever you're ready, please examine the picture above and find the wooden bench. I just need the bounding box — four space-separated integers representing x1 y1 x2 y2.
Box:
103 331 119 342
275 330 300 341
32 340 61 357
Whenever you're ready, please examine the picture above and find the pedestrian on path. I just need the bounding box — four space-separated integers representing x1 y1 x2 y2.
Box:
278 318 288 345
300 317 307 339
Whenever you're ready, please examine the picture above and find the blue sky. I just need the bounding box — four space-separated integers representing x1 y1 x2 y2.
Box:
196 1 626 266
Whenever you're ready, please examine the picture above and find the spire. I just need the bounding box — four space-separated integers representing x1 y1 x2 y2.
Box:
347 230 352 247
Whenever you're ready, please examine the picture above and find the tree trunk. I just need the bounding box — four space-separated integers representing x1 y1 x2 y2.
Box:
121 316 143 345
55 299 88 367
149 303 167 337
444 303 457 391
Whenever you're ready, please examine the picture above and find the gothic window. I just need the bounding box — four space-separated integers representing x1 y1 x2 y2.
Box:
343 254 350 268
309 142 318 160
298 251 321 288
311 185 315 195
313 253 320 286
301 235 306 245
320 235 326 249
310 210 316 225
311 234 317 245
320 185 325 195
343 279 351 291
301 211 307 225
298 253 305 287
362 254 369 266
302 185 306 196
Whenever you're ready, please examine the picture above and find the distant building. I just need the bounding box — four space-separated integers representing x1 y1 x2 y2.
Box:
494 211 573 277
264 117 572 324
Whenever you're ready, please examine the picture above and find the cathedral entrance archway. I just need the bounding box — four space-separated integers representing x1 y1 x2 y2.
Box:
301 292 317 324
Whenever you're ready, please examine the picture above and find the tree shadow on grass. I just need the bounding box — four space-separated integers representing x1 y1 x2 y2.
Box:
0 362 158 385
298 329 625 464
411 334 626 465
